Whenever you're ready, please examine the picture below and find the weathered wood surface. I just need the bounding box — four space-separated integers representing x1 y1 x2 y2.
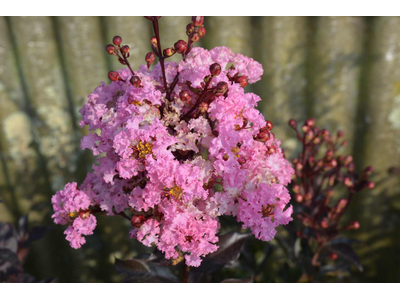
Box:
0 16 399 282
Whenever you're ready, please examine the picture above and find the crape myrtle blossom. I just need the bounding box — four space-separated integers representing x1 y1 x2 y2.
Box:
51 16 294 267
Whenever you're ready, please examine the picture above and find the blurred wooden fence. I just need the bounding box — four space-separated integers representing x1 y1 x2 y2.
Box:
0 16 399 282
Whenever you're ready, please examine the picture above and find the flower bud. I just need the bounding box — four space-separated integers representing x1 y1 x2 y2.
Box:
344 177 353 187
189 32 200 42
305 118 315 127
121 45 130 54
330 253 338 260
344 155 353 166
186 23 195 36
301 125 309 132
295 162 303 171
174 40 187 54
79 210 90 220
266 145 276 155
163 47 175 57
198 27 206 38
289 119 297 129
113 36 122 46
215 81 228 95
295 194 303 203
118 57 127 65
210 63 222 76
305 192 312 201
256 130 270 142
131 215 146 228
293 184 301 194
337 199 348 212
145 52 156 69
106 44 116 55
265 120 273 131
347 221 360 230
337 129 344 138
179 90 191 102
235 75 249 88
150 36 158 46
321 129 329 137
108 71 120 82
321 218 329 229
130 76 141 88
363 166 374 176
191 16 204 26
367 181 375 189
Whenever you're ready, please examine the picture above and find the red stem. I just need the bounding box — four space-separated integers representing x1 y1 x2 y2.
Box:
151 17 169 100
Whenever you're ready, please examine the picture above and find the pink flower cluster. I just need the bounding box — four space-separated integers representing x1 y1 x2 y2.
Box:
51 46 294 267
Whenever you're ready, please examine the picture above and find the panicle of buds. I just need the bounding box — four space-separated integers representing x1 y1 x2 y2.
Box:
289 118 375 266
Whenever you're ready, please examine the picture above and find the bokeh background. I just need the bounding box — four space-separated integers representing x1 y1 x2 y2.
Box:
0 16 399 282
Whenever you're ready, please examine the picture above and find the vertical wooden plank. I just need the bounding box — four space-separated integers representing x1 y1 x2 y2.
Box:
352 17 400 282
10 17 76 192
56 17 108 116
0 16 38 220
255 17 308 153
105 17 150 71
205 16 252 56
308 17 365 150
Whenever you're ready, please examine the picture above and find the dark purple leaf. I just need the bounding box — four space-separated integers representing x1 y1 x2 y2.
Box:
115 258 179 283
26 226 49 245
194 231 251 275
0 223 18 253
325 243 363 272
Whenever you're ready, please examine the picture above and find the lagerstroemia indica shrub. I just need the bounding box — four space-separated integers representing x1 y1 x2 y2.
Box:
51 16 294 267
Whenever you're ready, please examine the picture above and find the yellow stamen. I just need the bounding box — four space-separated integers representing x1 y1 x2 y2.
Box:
136 141 153 158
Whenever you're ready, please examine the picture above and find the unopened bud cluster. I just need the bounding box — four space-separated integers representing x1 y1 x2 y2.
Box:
289 118 375 263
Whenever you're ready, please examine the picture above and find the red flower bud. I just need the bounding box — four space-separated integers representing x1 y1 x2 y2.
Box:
113 36 122 46
131 215 146 228
174 40 187 54
289 119 297 129
163 47 175 57
266 145 276 155
130 76 141 88
108 71 120 82
215 81 228 95
198 27 206 38
106 44 116 55
293 184 301 194
210 63 222 76
295 162 303 171
256 130 270 142
321 218 329 229
265 120 273 131
344 177 353 187
179 90 191 102
145 52 155 69
186 23 195 36
295 194 303 203
367 181 375 189
330 253 338 260
121 45 130 54
235 75 249 88
191 16 204 27
189 32 200 43
337 129 345 138
305 118 315 127
347 221 360 230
